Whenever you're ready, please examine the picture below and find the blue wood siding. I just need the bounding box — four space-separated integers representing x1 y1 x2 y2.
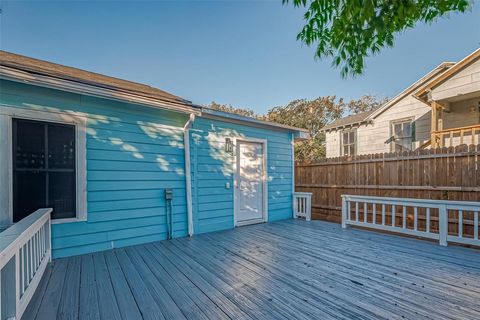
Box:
1 80 189 258
1 80 294 258
191 117 294 234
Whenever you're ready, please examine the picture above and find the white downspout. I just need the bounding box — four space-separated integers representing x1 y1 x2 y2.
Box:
183 114 195 236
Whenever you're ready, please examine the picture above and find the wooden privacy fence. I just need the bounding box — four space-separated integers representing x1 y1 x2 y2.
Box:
295 145 480 237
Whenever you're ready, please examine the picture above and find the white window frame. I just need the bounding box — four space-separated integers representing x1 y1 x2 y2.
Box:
340 128 356 156
390 118 414 152
0 105 87 225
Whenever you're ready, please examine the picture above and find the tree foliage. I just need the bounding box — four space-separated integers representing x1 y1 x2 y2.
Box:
346 94 388 114
267 94 385 161
205 101 259 118
284 0 471 77
267 96 344 160
205 95 385 161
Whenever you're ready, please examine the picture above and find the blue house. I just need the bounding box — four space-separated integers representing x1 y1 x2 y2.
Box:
0 51 307 258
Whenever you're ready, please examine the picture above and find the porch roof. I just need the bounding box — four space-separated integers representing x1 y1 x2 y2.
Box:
415 48 480 103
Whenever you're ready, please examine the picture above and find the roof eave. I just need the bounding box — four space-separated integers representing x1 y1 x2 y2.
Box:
414 48 480 101
321 119 372 132
366 62 455 121
201 107 308 134
0 66 201 115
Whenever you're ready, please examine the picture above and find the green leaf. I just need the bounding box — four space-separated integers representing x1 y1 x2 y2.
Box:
284 0 472 77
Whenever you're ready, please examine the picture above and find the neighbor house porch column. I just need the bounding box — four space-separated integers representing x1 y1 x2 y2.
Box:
430 101 444 148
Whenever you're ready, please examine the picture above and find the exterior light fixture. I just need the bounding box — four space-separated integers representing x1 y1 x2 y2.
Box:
225 138 234 153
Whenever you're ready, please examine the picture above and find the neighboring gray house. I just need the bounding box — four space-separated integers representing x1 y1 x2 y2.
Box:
324 48 480 158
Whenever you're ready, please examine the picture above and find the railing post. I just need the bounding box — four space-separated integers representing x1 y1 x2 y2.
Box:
306 194 312 221
439 205 448 246
1 256 17 319
341 196 347 229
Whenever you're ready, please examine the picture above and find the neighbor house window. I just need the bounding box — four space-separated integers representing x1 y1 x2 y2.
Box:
391 119 414 152
341 129 356 156
12 118 76 222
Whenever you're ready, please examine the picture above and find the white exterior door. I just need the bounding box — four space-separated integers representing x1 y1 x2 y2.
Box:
235 140 265 225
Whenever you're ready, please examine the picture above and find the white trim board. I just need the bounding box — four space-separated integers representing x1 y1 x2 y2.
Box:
233 137 268 227
0 105 87 225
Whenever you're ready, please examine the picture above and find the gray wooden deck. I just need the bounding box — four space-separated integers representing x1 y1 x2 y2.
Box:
24 220 480 320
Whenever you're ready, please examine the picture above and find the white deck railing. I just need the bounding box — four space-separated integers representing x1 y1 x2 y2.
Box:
0 208 52 320
342 195 480 247
294 192 312 221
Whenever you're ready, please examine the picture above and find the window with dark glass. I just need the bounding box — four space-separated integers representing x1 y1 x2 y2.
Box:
391 120 414 152
341 129 356 156
12 118 76 222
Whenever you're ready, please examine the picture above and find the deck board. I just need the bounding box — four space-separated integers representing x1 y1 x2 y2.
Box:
91 252 122 320
25 220 480 320
79 255 100 320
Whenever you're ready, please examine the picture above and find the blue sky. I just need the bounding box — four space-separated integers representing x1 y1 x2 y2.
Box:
1 1 479 113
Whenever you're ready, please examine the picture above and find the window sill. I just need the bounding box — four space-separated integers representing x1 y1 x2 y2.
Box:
51 216 87 224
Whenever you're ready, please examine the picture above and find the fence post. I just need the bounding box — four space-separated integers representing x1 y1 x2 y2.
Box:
439 205 448 246
341 196 347 229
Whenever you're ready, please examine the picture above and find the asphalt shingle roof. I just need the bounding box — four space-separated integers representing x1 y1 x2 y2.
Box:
0 50 195 107
323 109 377 130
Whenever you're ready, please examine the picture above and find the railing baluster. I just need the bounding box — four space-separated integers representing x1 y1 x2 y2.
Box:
341 197 347 228
426 208 431 233
439 205 448 246
40 225 44 259
414 207 418 231
19 246 24 296
474 211 479 240
355 202 359 222
458 210 463 238
402 206 406 229
34 232 38 269
364 202 367 223
372 204 376 224
27 239 32 281
23 244 27 292
37 231 40 266
392 205 396 227
347 200 351 221
382 204 386 225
